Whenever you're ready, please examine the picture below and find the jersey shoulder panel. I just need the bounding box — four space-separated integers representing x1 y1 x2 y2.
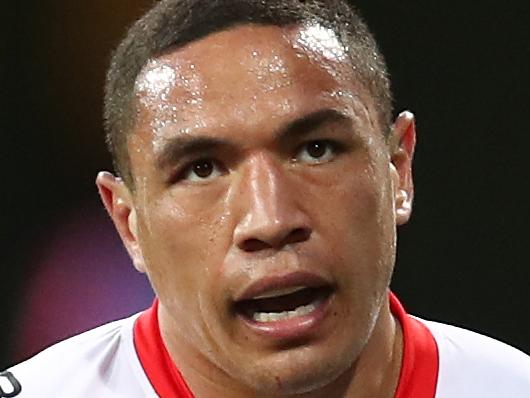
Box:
419 318 530 398
3 314 157 398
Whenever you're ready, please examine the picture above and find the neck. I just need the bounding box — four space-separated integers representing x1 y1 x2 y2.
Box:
159 296 403 398
341 298 403 397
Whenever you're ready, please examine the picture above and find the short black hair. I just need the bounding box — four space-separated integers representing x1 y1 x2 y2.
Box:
104 0 393 185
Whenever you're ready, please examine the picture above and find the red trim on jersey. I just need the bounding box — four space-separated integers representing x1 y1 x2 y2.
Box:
391 293 439 398
134 300 194 398
134 294 439 398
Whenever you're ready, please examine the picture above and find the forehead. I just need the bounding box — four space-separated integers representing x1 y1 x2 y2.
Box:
132 23 376 149
137 23 350 87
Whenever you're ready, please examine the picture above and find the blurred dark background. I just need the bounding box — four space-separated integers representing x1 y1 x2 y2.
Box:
1 1 529 369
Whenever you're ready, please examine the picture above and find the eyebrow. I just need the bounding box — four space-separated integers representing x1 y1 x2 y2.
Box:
277 108 352 144
155 108 352 168
155 136 233 169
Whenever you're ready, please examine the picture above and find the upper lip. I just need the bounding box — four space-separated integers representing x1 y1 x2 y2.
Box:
234 271 333 302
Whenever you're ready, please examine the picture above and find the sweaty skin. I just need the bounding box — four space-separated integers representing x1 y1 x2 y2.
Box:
97 24 416 398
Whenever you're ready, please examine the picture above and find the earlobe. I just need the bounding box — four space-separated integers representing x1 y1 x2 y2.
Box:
96 172 147 273
391 111 417 225
126 209 147 273
395 189 412 225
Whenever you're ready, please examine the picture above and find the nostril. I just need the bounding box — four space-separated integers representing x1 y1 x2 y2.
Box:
287 227 311 245
239 227 312 253
240 239 272 253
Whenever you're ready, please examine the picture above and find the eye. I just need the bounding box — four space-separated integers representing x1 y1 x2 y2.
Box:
295 140 336 164
180 159 224 183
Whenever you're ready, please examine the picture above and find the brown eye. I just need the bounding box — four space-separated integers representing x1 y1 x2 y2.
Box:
296 140 336 164
192 160 214 178
306 141 327 158
181 159 223 183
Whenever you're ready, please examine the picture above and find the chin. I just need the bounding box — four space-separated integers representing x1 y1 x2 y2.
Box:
234 341 358 396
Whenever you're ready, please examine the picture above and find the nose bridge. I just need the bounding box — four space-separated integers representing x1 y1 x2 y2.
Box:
233 152 310 250
246 153 287 223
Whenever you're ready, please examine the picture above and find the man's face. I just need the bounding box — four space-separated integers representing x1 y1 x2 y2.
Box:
125 24 404 394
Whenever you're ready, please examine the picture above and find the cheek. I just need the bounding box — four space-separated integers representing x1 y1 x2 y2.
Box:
308 158 396 275
312 163 389 234
136 192 231 308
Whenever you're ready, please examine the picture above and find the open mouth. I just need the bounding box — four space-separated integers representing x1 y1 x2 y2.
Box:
235 285 333 323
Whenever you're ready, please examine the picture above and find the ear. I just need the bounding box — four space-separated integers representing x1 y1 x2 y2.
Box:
389 111 416 225
96 172 147 273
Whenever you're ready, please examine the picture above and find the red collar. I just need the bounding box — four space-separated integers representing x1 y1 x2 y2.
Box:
134 294 438 398
133 300 194 398
390 293 439 398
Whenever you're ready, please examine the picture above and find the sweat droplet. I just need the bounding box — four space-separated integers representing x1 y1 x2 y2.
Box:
135 57 207 138
135 60 177 102
294 23 347 62
250 52 293 93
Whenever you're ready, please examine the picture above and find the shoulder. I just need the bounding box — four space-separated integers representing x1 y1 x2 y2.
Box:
2 314 156 398
419 318 530 397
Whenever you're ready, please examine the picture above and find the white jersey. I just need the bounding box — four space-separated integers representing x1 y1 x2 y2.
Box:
3 295 529 398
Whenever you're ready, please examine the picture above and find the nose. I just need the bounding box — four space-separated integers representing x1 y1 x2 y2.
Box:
233 154 311 252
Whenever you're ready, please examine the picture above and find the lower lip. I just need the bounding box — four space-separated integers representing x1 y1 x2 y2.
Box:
237 294 333 340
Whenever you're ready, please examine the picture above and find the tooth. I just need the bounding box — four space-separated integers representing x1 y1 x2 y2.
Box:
252 302 318 323
269 313 281 321
253 286 307 299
